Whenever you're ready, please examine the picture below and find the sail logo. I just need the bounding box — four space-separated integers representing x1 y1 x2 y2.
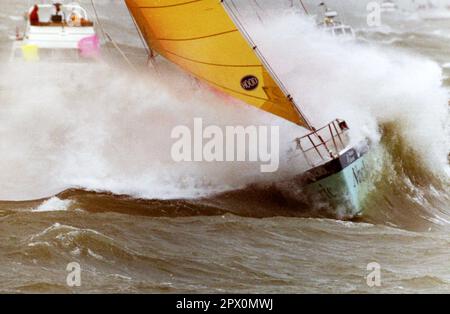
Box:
171 118 280 173
240 75 259 91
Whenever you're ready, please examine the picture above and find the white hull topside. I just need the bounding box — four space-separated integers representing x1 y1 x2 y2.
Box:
24 25 96 49
11 2 97 60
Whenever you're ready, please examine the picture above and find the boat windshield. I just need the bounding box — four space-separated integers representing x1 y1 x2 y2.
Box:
29 4 92 26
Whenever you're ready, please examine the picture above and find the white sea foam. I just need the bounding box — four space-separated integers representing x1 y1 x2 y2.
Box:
0 3 448 202
8 15 23 22
33 197 72 212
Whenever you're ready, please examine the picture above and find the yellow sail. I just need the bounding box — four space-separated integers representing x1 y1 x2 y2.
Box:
125 0 310 128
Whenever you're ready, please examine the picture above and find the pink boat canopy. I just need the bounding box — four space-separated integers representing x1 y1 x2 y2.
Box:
78 35 100 58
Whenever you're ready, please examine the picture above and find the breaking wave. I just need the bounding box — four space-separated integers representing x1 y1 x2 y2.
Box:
0 6 448 229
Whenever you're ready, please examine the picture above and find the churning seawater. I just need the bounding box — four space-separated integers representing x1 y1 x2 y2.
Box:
0 0 449 293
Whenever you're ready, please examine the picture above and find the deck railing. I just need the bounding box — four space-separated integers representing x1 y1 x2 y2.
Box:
295 119 349 167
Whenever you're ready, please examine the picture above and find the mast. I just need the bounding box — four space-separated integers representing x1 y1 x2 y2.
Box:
222 0 314 130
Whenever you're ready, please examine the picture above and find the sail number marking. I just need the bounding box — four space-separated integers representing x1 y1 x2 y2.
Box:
241 75 259 91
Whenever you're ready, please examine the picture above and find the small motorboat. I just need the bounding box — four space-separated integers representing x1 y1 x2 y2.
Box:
317 3 356 40
10 2 99 62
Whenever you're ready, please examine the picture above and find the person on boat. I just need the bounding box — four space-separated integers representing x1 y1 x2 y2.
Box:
68 9 81 27
338 120 349 131
51 3 63 23
29 5 39 26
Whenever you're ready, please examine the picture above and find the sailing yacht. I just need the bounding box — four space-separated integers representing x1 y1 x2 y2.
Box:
317 3 356 39
10 2 99 62
124 0 373 217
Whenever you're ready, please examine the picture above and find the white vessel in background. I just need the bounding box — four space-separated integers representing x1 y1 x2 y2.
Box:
413 0 450 20
10 2 99 62
317 3 356 39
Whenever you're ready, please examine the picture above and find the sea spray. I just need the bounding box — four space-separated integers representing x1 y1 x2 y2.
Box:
0 3 448 204
0 61 305 201
245 9 449 179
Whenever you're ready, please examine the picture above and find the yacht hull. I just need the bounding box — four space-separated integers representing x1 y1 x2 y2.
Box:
291 141 372 218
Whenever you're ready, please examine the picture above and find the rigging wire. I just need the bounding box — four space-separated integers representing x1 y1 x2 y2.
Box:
104 32 138 72
89 0 107 41
251 0 264 24
229 0 244 20
125 8 151 56
90 0 137 71
223 0 314 130
125 8 159 70
253 0 263 10
298 0 310 15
